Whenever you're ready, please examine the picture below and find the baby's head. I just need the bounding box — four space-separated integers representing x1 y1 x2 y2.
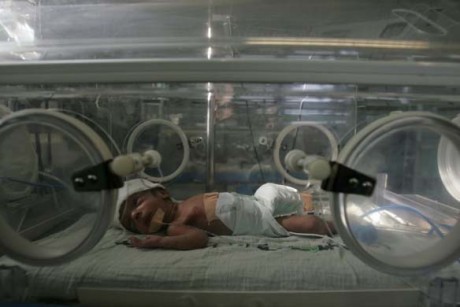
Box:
114 178 174 234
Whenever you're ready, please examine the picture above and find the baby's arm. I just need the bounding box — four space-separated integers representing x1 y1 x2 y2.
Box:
130 224 208 250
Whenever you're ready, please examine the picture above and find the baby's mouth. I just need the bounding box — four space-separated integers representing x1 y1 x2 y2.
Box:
148 209 165 233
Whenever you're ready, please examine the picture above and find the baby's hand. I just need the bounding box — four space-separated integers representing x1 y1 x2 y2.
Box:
129 235 163 249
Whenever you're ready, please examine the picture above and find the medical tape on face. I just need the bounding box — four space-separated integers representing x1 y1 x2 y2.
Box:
148 208 166 233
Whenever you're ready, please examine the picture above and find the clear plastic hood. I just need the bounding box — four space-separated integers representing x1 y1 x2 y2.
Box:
1 2 460 306
1 0 460 62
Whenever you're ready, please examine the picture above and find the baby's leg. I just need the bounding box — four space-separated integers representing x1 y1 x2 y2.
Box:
276 215 336 236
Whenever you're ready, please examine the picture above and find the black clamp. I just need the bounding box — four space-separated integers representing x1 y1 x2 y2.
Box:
72 160 123 192
321 162 376 196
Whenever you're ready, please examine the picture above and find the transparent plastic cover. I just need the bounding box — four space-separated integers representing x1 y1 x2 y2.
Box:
274 122 338 185
1 0 460 61
0 109 115 265
126 119 190 183
335 112 460 275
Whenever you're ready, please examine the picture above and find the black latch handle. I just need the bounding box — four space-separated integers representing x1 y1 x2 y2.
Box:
72 159 123 192
321 162 376 196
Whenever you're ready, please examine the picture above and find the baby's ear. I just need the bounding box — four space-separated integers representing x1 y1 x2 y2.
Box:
157 189 170 199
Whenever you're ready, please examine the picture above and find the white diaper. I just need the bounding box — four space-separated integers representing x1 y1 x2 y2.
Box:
215 183 304 237
254 183 304 218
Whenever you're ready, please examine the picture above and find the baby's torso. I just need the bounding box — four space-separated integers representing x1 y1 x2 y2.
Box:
175 190 314 236
175 193 232 235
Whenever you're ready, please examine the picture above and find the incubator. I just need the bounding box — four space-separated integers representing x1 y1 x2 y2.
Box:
0 0 460 306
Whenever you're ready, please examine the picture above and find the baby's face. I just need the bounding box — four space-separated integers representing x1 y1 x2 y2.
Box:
120 190 167 234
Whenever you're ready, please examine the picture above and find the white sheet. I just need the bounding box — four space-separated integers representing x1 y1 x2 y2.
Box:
1 227 459 302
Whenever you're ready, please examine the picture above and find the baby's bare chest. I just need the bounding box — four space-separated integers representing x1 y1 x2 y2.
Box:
176 195 207 225
174 194 232 235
